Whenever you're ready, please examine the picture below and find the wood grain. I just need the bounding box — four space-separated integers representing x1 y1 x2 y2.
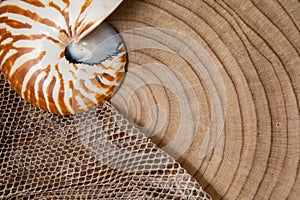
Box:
108 0 300 199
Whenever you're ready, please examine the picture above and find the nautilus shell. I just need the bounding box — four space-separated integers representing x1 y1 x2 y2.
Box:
0 0 126 114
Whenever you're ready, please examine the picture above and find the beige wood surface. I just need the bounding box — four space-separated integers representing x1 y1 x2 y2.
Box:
108 0 300 199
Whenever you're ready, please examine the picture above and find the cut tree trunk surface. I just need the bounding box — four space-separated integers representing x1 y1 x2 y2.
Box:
108 0 300 199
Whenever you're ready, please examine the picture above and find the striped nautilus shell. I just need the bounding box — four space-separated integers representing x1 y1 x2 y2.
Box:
0 0 127 114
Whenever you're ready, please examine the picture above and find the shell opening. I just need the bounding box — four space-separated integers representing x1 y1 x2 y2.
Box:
65 22 124 65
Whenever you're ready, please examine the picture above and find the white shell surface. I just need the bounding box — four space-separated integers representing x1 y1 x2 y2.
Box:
0 0 126 114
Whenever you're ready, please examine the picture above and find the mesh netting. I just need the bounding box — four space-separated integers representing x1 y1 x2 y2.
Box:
0 71 211 199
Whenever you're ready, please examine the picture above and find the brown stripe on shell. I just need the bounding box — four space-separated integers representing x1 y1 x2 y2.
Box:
48 1 62 12
78 68 88 74
36 65 51 111
54 64 70 114
13 34 45 41
68 80 74 111
105 85 116 98
59 51 65 59
39 18 62 32
0 30 14 62
115 71 125 83
77 21 94 37
80 0 92 14
120 54 126 63
72 64 79 70
0 43 14 68
102 73 115 82
68 80 74 90
21 0 45 8
46 76 60 114
36 75 48 111
68 70 76 79
0 16 32 29
62 0 70 8
45 35 63 46
0 27 6 36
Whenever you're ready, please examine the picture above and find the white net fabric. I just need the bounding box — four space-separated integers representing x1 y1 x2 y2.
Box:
0 71 211 199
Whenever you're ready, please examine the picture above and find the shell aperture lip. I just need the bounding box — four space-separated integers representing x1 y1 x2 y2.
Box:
65 22 124 65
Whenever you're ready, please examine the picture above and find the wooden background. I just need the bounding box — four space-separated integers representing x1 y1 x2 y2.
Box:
108 0 299 199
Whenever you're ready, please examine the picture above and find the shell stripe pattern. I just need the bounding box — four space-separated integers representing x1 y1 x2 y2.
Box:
0 0 126 114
